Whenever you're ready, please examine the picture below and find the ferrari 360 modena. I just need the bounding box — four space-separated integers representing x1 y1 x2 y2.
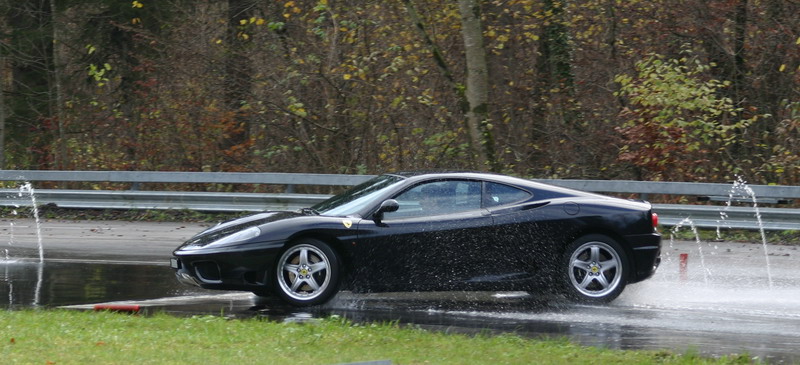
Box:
172 172 661 306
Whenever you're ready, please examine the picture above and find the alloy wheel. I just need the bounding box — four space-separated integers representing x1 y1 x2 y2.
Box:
568 240 623 299
276 243 333 303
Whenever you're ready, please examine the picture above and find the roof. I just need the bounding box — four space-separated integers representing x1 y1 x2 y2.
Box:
387 170 494 178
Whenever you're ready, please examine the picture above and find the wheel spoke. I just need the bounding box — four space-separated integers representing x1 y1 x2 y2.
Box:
579 273 594 289
594 273 610 289
309 261 328 273
572 259 589 270
305 276 320 291
290 276 304 291
299 249 310 266
283 263 299 273
589 246 601 262
600 259 618 271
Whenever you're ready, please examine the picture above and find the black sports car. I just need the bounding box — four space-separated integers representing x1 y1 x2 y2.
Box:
172 172 661 306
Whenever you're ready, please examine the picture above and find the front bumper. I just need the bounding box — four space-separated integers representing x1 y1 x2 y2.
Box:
171 242 283 292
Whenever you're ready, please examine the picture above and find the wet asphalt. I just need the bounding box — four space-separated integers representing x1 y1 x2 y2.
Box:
2 218 800 363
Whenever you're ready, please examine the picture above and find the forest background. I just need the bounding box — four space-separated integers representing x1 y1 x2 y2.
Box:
0 0 798 189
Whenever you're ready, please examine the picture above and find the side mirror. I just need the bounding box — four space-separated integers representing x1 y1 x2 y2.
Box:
373 199 399 223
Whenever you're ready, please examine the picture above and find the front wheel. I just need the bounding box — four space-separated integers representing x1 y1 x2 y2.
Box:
562 234 628 303
273 238 341 306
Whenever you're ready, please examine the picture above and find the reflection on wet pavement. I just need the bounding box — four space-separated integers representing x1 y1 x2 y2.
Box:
1 259 210 309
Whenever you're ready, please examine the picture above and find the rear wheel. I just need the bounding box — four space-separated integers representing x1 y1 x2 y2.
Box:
562 234 628 303
273 238 341 306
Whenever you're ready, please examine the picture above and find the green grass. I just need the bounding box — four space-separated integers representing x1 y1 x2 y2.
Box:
1 310 755 364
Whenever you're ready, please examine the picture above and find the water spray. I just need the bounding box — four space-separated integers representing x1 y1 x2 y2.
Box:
730 176 774 289
18 183 44 263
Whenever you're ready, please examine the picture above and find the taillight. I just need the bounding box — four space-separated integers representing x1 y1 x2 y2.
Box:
651 212 659 228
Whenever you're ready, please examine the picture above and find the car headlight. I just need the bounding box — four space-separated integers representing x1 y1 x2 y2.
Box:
209 226 262 247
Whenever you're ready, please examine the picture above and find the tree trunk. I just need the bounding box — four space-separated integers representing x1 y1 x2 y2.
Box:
49 0 67 169
539 0 574 91
0 3 6 169
222 0 255 167
458 0 498 172
403 0 498 171
0 35 5 170
733 0 748 101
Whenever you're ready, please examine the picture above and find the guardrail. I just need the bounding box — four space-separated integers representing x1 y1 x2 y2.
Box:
2 170 799 231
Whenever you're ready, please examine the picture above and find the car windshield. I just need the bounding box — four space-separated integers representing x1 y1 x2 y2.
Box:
312 175 405 217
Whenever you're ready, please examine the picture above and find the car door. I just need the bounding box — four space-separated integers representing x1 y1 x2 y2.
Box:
480 182 562 287
350 179 495 292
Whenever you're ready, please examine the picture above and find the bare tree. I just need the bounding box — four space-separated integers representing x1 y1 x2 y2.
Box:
0 33 5 170
458 0 498 171
49 0 67 169
403 0 498 171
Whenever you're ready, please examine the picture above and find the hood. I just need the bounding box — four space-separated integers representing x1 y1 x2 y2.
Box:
178 210 302 250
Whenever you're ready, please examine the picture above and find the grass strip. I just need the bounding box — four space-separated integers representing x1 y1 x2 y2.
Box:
1 309 754 364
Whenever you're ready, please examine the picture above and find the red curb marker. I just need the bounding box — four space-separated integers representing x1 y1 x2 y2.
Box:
679 253 689 281
93 304 141 313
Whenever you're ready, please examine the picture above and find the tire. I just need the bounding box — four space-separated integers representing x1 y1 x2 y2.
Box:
273 238 341 306
562 234 628 303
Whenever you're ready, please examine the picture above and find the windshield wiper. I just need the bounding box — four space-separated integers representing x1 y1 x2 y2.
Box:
300 207 319 215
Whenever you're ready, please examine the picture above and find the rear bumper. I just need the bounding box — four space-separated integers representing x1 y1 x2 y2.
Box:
625 232 662 283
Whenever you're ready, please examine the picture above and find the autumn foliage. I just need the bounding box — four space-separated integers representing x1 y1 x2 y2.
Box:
0 0 798 185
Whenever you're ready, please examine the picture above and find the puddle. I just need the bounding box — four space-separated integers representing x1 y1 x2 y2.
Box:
1 260 209 309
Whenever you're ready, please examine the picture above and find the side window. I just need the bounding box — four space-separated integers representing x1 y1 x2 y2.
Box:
485 182 531 207
385 180 482 219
